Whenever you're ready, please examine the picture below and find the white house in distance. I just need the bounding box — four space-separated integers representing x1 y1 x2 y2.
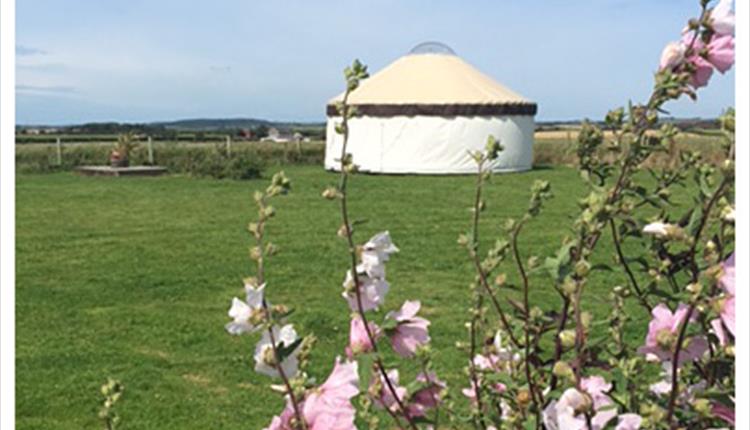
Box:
325 42 537 174
261 128 308 143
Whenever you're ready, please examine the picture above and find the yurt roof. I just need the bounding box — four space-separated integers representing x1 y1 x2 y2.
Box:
327 43 536 117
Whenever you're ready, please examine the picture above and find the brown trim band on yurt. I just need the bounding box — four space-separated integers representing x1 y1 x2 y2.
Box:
325 103 537 117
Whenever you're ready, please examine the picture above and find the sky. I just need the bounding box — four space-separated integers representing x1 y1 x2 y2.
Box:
16 0 735 125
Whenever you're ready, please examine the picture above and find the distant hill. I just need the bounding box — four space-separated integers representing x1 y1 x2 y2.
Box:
152 118 325 131
152 118 274 131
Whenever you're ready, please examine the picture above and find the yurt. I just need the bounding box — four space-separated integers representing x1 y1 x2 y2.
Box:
325 42 537 174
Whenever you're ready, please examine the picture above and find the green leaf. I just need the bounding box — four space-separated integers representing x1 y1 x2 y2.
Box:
357 353 375 391
276 337 303 362
686 207 703 236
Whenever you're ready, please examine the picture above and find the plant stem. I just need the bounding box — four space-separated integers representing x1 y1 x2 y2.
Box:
336 91 417 430
467 160 522 349
609 219 652 311
511 222 542 427
469 293 487 429
254 205 307 430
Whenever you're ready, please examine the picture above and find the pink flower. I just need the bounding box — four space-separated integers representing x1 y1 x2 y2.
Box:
461 380 479 403
720 253 735 295
659 41 687 70
709 0 734 35
638 303 707 364
686 54 714 88
407 372 446 418
342 270 389 312
706 35 734 73
542 377 617 430
461 379 505 405
263 400 297 430
385 300 431 357
615 413 643 430
372 369 407 412
715 253 736 340
303 358 359 430
346 316 380 357
472 331 518 372
712 401 735 425
721 296 735 337
710 318 729 346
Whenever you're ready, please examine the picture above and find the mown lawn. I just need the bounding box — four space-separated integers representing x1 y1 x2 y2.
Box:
16 165 669 429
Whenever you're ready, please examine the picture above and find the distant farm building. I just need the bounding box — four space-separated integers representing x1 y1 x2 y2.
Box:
261 128 309 143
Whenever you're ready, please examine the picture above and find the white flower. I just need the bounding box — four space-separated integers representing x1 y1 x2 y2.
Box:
254 324 301 378
710 0 734 35
642 221 681 239
342 270 390 312
360 231 399 278
245 282 266 308
225 283 266 335
615 414 643 430
659 41 686 70
543 378 618 430
723 206 735 223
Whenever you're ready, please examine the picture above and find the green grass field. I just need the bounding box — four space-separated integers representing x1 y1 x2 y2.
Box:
16 165 677 429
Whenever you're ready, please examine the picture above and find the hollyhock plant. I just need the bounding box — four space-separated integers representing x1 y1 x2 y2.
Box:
372 369 407 412
720 252 735 295
542 377 619 430
229 5 735 425
359 231 399 278
385 300 431 357
461 379 506 404
341 270 390 312
254 324 302 378
710 252 735 345
642 221 673 238
346 315 380 357
709 0 734 35
638 303 708 364
264 360 359 430
711 401 735 426
659 41 687 71
473 330 518 372
705 35 735 73
682 31 735 74
302 359 359 430
615 414 643 430
686 54 714 88
407 371 446 418
225 283 266 335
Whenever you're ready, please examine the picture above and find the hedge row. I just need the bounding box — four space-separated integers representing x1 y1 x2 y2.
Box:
16 142 326 179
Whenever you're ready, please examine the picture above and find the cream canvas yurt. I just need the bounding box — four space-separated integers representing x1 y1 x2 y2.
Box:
325 42 537 174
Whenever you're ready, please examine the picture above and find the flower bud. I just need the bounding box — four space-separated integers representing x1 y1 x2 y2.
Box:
559 330 576 349
494 274 507 286
552 361 574 379
686 282 702 295
575 260 590 277
337 224 350 238
516 389 531 407
562 278 578 296
321 187 339 200
581 312 592 330
691 398 711 416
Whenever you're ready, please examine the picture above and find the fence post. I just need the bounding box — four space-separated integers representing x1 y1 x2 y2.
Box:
147 136 154 165
56 137 62 166
226 135 232 157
